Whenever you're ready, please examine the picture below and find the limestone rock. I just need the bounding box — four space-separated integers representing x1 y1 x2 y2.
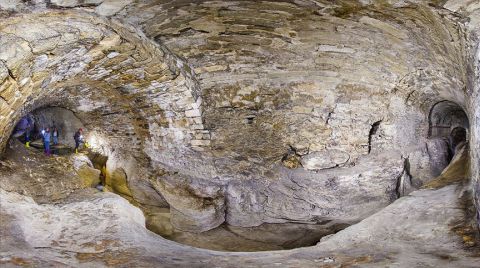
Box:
76 164 101 187
71 154 101 188
423 142 470 189
105 168 132 198
163 222 348 252
152 176 225 232
301 149 350 170
0 0 22 11
317 184 479 267
71 154 93 170
281 154 301 169
396 159 414 197
226 151 405 227
95 0 132 16
427 138 452 176
127 178 169 208
145 209 174 237
1 179 478 267
409 138 452 186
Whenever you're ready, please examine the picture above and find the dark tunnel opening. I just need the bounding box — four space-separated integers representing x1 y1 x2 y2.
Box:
428 100 470 174
11 106 86 155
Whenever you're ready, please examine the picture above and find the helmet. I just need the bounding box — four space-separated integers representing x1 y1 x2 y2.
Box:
79 128 83 131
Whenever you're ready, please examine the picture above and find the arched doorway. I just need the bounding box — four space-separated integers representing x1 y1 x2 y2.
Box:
427 101 469 176
429 100 469 139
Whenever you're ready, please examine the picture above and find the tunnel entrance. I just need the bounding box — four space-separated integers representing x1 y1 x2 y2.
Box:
429 101 469 140
2 106 105 203
12 107 85 155
450 127 467 153
427 101 470 176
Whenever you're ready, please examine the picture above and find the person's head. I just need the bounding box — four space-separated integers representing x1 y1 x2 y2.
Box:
79 128 83 133
46 127 50 132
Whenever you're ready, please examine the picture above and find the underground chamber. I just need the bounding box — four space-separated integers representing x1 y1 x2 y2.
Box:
0 1 479 266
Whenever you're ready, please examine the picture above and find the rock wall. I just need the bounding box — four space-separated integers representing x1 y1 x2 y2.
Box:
1 0 480 232
121 0 475 229
444 0 480 231
472 41 480 229
133 1 469 175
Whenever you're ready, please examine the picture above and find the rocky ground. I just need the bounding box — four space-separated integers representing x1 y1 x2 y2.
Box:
0 141 96 204
0 140 339 250
0 140 478 267
0 140 349 252
1 177 478 267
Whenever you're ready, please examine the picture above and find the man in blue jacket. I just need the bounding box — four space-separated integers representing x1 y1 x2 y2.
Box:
43 128 51 156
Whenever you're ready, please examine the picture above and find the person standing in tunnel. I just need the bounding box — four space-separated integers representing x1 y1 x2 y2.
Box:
52 127 59 145
25 122 31 148
43 127 51 156
74 128 83 154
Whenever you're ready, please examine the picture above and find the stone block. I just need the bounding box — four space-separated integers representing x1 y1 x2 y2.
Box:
95 0 133 16
191 124 205 130
359 16 408 39
185 108 202 117
191 96 202 109
316 44 355 54
191 139 210 146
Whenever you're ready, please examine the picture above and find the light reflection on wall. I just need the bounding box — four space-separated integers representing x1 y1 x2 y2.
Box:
86 130 110 156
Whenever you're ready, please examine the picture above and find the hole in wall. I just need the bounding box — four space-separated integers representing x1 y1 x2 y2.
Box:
3 106 99 203
368 120 382 154
244 115 255 124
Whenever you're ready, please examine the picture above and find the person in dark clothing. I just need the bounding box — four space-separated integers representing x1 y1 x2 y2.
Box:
52 127 59 145
74 128 83 154
25 123 31 148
